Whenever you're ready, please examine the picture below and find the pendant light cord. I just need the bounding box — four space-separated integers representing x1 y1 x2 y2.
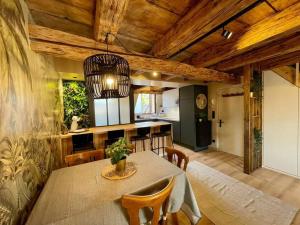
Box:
105 33 109 54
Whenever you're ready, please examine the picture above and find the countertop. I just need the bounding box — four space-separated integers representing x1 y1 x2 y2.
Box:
60 121 171 139
135 117 180 122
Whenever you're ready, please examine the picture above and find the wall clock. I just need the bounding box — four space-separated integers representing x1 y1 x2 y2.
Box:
196 94 207 109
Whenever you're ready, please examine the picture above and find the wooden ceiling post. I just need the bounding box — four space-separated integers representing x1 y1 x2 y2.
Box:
243 65 252 174
94 0 129 43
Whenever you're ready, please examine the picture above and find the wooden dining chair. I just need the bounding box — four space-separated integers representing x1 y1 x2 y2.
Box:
165 147 189 171
121 177 175 225
64 149 104 167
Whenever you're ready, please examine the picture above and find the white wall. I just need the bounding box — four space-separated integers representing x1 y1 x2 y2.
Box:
162 89 179 120
263 70 299 176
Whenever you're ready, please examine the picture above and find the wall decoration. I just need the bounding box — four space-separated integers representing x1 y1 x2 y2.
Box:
196 93 207 109
0 0 62 224
62 81 90 129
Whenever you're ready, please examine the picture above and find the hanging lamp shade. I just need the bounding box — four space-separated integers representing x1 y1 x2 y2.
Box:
83 54 131 99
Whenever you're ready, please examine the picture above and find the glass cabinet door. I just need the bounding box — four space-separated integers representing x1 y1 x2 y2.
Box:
120 96 130 124
94 99 108 126
107 99 120 125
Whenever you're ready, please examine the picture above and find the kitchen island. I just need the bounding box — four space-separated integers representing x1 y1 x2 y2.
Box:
60 121 172 164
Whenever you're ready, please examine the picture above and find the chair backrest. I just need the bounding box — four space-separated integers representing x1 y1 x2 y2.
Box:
122 177 175 225
160 124 171 133
107 129 124 140
137 127 151 136
104 138 118 149
65 149 104 167
165 147 189 171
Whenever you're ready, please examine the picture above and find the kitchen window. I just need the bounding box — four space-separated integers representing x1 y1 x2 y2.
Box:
134 93 156 114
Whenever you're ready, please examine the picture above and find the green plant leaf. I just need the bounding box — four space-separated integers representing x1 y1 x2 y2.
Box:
105 138 131 165
63 81 90 128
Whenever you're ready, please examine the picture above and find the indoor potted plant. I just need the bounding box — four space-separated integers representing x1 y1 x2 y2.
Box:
105 138 131 173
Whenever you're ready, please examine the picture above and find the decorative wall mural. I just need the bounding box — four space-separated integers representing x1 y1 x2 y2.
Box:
0 0 62 224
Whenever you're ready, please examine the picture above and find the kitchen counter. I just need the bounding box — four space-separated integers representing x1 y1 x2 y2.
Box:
135 117 180 122
60 121 173 164
60 121 171 139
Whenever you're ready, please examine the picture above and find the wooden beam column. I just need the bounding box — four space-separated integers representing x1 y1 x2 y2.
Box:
94 0 129 43
243 65 263 174
243 65 252 174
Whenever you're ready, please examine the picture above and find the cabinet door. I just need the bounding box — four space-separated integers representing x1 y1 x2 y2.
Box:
196 120 211 147
107 99 119 125
120 97 130 124
172 121 181 143
180 99 195 147
180 85 194 100
94 99 108 126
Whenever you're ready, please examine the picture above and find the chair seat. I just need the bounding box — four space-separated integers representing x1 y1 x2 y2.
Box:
131 135 150 141
152 132 170 138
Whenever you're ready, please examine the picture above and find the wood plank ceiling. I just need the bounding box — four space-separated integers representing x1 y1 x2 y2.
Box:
26 0 300 83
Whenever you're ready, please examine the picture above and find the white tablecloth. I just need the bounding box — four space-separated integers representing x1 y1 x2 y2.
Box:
26 151 201 225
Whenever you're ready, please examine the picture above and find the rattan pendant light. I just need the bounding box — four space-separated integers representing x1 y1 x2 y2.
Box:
83 34 130 99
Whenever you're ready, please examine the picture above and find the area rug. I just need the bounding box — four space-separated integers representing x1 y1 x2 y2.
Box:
186 161 298 225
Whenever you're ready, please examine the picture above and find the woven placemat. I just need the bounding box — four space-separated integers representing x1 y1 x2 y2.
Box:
101 162 137 180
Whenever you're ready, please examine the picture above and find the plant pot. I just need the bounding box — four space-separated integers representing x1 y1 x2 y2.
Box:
115 157 126 173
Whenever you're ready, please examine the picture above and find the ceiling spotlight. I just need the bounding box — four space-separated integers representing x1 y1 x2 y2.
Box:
152 71 158 77
222 27 233 39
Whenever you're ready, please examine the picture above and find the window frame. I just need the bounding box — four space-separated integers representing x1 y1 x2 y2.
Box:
134 93 157 115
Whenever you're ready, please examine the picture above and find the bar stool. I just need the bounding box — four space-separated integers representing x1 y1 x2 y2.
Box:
151 124 173 157
130 127 151 152
104 129 125 149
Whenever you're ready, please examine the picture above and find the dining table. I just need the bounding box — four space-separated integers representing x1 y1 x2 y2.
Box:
26 151 201 225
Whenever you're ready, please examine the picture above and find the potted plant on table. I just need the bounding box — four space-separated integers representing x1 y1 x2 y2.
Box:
105 138 131 173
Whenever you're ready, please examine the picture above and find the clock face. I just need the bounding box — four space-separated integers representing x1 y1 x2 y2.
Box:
196 94 207 109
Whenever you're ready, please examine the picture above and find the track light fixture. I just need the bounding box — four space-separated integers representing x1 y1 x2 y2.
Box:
221 27 233 39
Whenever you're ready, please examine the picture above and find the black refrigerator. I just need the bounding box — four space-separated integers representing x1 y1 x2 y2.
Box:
179 85 211 151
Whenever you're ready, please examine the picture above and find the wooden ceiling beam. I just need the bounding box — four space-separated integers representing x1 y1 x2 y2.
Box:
131 73 204 85
190 2 300 67
30 40 237 83
27 0 93 26
134 86 164 94
151 0 258 58
258 50 300 70
94 0 129 43
28 24 149 57
212 34 300 71
272 66 298 87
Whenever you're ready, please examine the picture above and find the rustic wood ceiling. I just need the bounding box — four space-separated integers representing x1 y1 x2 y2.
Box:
26 0 300 82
